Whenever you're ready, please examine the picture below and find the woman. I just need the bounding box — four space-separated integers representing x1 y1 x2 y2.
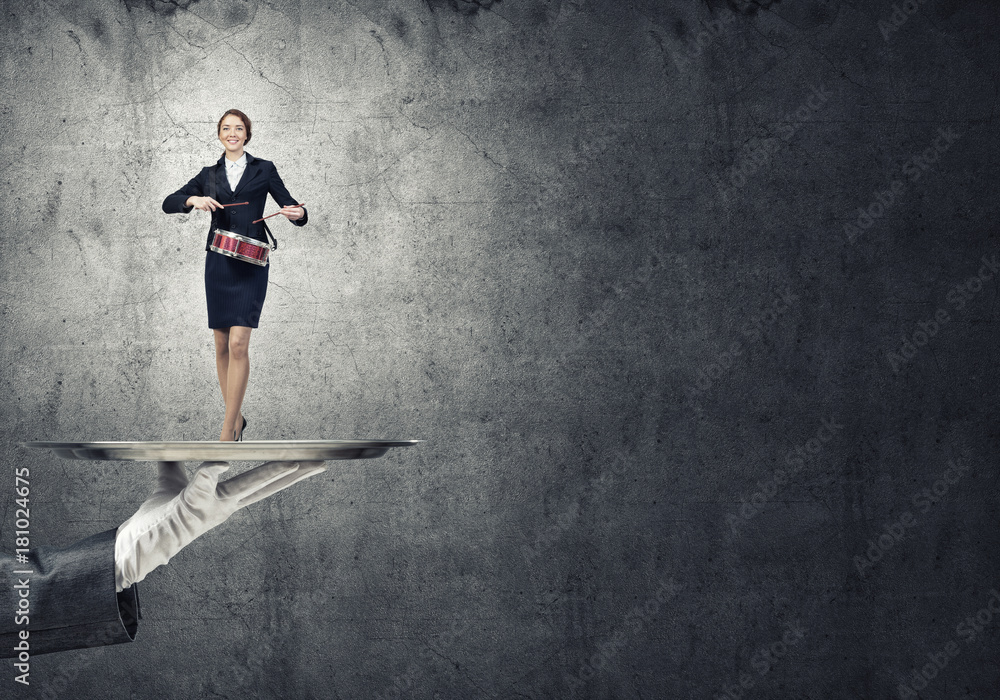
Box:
162 109 307 441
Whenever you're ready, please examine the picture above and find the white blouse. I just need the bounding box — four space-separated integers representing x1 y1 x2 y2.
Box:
225 153 247 191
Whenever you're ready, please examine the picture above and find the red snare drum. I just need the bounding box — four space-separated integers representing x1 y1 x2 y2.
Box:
209 229 271 267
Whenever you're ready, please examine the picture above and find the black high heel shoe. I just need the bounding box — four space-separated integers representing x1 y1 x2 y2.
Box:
236 417 247 442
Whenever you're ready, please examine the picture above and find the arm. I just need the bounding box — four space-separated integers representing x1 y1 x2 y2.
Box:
162 167 221 214
0 460 324 657
267 164 308 226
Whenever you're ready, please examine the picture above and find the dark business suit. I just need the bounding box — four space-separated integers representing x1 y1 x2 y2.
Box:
1 530 139 657
162 152 308 328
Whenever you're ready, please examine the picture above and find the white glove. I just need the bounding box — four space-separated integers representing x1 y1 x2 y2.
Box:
114 460 327 592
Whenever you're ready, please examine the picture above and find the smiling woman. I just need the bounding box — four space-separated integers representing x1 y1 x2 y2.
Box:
162 108 308 442
219 109 251 148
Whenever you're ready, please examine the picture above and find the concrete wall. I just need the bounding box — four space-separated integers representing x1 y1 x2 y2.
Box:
2 0 999 697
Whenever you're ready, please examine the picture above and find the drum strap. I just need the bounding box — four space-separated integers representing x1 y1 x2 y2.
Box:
263 220 279 251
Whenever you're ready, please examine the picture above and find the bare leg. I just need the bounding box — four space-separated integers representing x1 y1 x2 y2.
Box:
219 326 252 441
213 328 245 441
213 327 231 407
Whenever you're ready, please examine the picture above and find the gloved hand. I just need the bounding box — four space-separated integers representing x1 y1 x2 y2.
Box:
115 460 326 592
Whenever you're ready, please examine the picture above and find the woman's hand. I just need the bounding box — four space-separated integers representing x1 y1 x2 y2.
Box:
279 205 304 221
186 196 224 212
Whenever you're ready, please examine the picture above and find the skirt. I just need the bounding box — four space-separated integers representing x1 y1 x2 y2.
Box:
205 250 269 328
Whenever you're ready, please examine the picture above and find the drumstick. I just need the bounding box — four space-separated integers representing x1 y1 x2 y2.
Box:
221 201 249 207
253 203 305 224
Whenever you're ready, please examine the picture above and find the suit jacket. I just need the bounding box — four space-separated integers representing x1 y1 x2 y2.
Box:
1 529 139 657
162 152 308 250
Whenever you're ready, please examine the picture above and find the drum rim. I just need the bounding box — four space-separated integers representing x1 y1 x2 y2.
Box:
209 245 270 266
211 228 272 250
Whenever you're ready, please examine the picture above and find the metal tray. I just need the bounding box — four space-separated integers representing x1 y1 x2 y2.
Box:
22 440 420 462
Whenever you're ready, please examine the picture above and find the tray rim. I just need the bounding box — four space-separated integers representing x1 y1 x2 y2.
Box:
23 439 422 448
20 439 421 461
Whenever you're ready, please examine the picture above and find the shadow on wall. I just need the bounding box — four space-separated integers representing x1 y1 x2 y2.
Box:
424 0 503 17
122 0 203 16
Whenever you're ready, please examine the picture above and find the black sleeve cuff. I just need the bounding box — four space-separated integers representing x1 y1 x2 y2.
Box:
0 529 139 657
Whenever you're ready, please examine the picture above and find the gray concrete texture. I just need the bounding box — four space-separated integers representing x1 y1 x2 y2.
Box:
2 0 999 696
